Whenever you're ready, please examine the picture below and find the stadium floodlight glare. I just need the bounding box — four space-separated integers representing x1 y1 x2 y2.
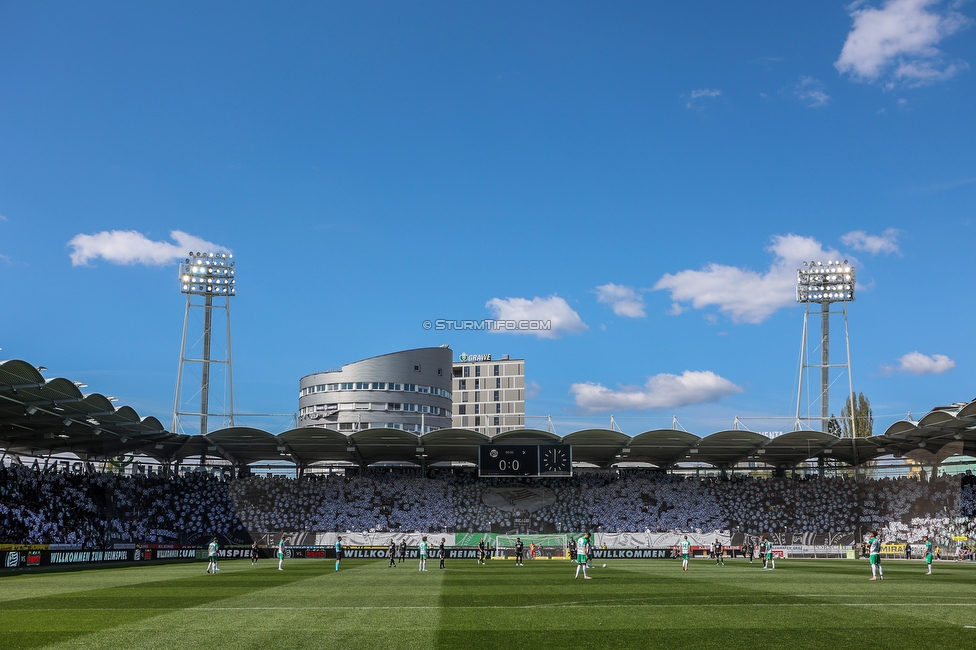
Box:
173 250 237 436
796 260 855 303
794 259 856 439
179 252 236 296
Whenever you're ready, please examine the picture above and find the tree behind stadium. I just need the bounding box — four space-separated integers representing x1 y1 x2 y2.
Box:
840 392 873 438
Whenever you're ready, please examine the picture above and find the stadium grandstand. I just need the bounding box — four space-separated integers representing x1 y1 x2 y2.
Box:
4 358 976 473
2 357 976 556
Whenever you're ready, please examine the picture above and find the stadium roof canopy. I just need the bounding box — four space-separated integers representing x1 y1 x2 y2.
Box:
2 359 976 471
0 359 171 461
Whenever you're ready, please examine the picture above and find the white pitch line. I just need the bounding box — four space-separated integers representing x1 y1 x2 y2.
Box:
14 603 976 612
795 594 976 599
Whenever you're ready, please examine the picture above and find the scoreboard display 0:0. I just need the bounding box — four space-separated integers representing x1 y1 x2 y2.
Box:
478 444 540 477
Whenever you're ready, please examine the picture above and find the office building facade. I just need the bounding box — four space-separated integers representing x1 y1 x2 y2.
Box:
451 353 525 435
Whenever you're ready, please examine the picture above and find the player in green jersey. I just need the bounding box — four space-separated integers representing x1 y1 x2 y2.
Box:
868 531 883 581
574 532 591 579
335 536 343 572
924 536 933 575
419 536 429 571
680 535 690 571
762 536 775 569
207 537 219 574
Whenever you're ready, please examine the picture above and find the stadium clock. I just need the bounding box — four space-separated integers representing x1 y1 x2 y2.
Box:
540 445 572 476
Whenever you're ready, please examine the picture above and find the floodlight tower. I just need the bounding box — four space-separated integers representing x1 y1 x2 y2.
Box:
172 252 236 435
795 260 855 434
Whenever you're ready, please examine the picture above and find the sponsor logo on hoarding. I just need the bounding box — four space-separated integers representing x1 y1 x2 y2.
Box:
5 552 19 568
592 549 674 559
49 551 129 564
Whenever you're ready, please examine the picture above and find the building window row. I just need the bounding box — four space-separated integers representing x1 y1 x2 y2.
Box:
454 363 515 379
300 403 444 416
458 415 524 427
457 377 514 390
301 382 451 398
334 421 439 433
458 390 521 403
458 402 512 415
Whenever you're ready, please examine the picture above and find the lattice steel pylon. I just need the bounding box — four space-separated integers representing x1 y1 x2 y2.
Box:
794 260 856 434
171 252 236 436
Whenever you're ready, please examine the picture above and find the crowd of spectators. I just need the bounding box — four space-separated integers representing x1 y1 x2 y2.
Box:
2 461 975 546
0 463 246 546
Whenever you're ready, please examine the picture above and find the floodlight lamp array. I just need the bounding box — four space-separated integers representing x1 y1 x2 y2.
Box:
796 260 855 303
179 252 236 296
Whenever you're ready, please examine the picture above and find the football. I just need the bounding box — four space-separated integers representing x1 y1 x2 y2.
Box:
602 563 607 568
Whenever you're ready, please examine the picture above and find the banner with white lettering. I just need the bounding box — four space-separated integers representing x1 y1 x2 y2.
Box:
1 546 202 570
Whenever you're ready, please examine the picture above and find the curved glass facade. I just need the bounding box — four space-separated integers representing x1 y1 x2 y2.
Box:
299 347 453 434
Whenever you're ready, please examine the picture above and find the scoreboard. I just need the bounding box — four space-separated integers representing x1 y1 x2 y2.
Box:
478 444 572 478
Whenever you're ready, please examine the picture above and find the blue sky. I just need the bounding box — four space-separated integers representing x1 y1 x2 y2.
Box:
1 1 973 436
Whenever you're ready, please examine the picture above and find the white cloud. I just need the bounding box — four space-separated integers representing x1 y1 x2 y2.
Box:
67 230 230 267
685 88 722 109
835 0 972 87
840 228 901 254
910 175 976 192
525 380 542 400
794 76 831 107
653 234 847 324
570 371 743 413
485 295 588 339
883 351 955 375
595 283 645 318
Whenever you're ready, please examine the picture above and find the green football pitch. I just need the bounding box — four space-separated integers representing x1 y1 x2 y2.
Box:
2 558 975 649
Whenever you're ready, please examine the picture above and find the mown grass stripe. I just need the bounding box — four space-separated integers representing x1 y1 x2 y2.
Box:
0 559 974 650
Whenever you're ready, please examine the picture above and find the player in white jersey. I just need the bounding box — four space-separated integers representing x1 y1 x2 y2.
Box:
278 536 286 571
207 537 219 574
680 535 690 571
418 536 429 571
574 533 591 580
